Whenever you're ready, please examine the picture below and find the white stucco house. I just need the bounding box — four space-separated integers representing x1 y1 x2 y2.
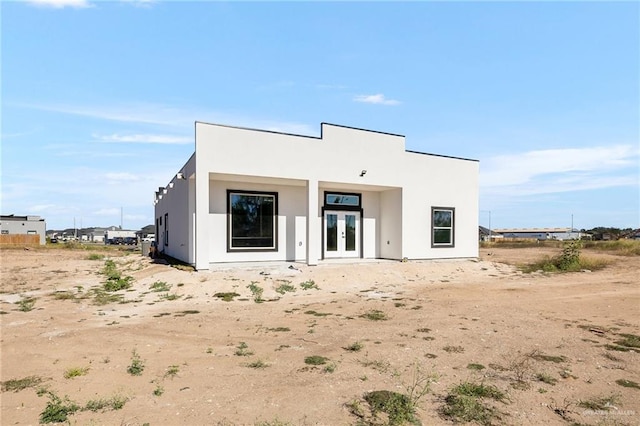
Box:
154 122 479 270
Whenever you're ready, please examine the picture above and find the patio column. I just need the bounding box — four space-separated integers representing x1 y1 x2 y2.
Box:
306 179 319 266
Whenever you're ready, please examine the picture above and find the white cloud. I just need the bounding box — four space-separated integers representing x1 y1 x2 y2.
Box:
480 144 639 196
353 93 401 106
94 133 192 145
26 0 92 8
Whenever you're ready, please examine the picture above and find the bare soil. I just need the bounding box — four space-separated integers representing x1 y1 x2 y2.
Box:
1 245 638 425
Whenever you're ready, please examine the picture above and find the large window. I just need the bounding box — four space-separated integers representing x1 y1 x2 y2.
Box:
228 190 277 251
432 207 455 247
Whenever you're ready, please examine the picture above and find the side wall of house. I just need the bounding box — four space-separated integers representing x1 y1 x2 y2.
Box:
155 155 195 263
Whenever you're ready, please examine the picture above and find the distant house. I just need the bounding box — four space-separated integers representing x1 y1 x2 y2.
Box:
478 226 502 242
154 121 480 270
0 215 46 245
493 227 583 241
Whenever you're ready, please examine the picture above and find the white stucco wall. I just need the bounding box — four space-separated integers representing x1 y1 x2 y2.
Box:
159 122 478 268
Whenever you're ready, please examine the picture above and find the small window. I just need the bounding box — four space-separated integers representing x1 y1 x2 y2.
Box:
228 190 277 251
27 230 37 235
432 207 455 247
1 230 8 235
325 192 360 207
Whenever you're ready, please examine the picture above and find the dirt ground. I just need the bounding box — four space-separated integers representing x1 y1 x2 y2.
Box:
1 245 638 425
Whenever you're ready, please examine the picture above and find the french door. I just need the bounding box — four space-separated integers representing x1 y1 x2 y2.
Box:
324 211 360 258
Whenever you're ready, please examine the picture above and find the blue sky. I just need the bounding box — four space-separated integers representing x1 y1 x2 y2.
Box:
2 0 638 231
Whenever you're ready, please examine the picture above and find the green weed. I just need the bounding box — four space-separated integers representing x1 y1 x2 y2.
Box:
360 310 388 321
578 394 619 411
304 355 329 366
248 282 264 303
63 366 89 379
127 350 145 376
1 375 44 392
17 296 36 312
300 280 319 290
84 394 127 411
235 342 254 357
343 341 364 352
615 379 640 389
275 282 297 294
213 292 240 302
150 281 172 292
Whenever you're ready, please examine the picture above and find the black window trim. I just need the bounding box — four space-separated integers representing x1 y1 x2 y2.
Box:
431 206 455 248
227 189 278 252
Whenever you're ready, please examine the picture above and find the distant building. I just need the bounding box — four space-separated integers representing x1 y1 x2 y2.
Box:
493 227 583 241
0 215 47 245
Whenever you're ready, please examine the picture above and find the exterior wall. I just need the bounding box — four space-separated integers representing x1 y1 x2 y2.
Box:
160 122 478 268
208 177 307 263
155 155 195 263
0 216 46 245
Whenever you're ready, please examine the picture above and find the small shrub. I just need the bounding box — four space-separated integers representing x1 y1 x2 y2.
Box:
247 359 269 369
613 333 640 349
364 390 416 425
213 292 240 302
304 310 331 317
248 282 264 303
300 280 319 290
235 342 254 357
127 350 145 376
304 355 329 365
160 293 181 301
17 296 36 312
267 327 291 332
39 391 80 424
275 282 297 294
323 363 337 373
535 373 558 385
440 381 505 425
84 394 127 411
164 365 179 378
343 341 364 352
87 253 104 260
103 276 133 292
468 363 485 371
452 382 506 401
616 379 640 389
529 352 566 363
578 394 619 411
150 281 171 292
443 345 465 353
360 310 388 321
1 375 44 392
64 366 89 379
153 385 164 396
51 291 77 300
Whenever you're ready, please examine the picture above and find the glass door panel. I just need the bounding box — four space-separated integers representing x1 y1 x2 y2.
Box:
345 214 356 252
326 214 338 252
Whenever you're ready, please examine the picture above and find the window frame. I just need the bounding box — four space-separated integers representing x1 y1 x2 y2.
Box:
431 207 455 248
227 190 278 252
324 191 361 211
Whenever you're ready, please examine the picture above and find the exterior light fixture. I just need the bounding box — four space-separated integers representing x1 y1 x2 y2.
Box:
169 182 174 188
176 172 185 180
